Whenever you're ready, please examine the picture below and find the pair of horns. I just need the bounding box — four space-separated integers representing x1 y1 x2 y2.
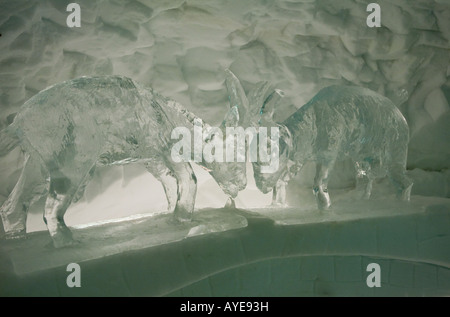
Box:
224 69 284 126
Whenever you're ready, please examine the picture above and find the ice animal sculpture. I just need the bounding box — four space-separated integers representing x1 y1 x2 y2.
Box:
0 75 247 247
226 71 413 210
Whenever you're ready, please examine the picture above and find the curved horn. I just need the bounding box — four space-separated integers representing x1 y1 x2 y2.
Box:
259 89 284 124
224 69 249 126
246 81 271 126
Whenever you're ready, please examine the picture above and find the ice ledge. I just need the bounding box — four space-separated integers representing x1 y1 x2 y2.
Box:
0 208 248 276
0 196 449 296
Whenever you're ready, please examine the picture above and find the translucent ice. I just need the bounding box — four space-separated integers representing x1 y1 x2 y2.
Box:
252 85 413 210
0 75 247 247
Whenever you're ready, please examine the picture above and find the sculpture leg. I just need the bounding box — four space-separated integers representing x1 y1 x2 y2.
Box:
145 161 177 212
388 163 413 201
224 197 236 208
44 187 75 248
355 161 373 200
271 186 278 205
313 161 333 210
1 154 47 239
170 162 197 221
44 168 91 248
271 163 297 207
364 179 373 199
271 179 287 206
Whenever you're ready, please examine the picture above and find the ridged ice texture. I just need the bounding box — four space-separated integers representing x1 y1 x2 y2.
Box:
253 85 413 209
285 85 410 164
16 76 164 168
2 75 247 247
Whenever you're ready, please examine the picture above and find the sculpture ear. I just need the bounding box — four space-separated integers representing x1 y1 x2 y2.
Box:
224 69 249 126
259 89 284 125
221 103 239 127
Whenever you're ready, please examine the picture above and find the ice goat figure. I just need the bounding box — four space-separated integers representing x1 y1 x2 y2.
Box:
250 84 413 210
0 75 247 248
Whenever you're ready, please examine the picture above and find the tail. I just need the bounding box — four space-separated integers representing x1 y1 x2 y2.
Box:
0 125 20 157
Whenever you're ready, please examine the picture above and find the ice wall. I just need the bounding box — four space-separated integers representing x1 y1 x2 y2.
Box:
0 0 449 213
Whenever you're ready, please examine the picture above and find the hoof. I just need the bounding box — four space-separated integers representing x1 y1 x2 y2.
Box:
270 202 288 208
3 229 27 240
168 216 192 226
52 238 79 249
173 207 193 223
50 227 75 248
315 191 331 211
224 197 236 209
398 184 413 201
318 203 332 211
361 193 371 200
52 236 77 248
317 196 332 211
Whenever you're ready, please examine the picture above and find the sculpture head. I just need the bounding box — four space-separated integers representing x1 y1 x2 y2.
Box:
251 123 292 194
196 70 254 199
250 89 290 193
197 113 247 199
169 70 252 201
216 70 292 196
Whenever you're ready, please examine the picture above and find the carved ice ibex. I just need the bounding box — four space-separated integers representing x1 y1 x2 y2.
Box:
0 75 247 247
225 72 413 210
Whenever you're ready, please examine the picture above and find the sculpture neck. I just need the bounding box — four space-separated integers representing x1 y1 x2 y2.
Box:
287 118 315 162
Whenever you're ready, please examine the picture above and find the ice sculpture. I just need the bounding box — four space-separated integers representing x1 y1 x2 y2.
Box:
0 75 247 247
250 84 413 210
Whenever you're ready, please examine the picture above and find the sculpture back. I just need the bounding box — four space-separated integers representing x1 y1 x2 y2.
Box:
253 85 413 209
0 74 248 247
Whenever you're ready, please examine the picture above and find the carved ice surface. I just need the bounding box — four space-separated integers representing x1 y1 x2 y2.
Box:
0 75 247 247
252 85 413 210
